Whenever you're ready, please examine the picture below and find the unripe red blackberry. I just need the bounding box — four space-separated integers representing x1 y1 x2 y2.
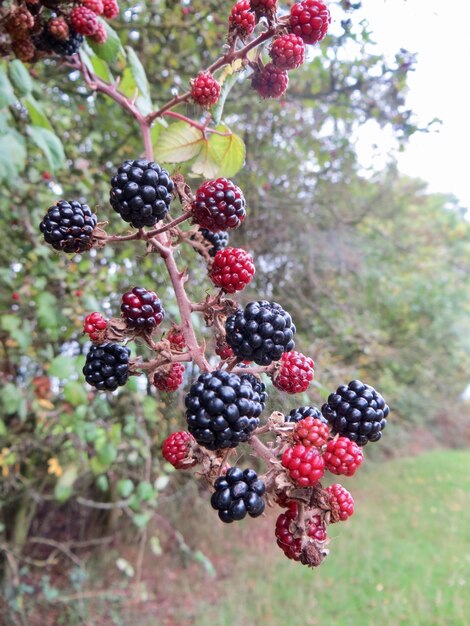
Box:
12 39 35 62
209 247 255 293
121 287 165 332
83 342 130 391
83 312 108 342
5 8 34 35
91 22 107 44
252 63 289 99
83 0 104 15
48 17 69 42
250 0 277 20
225 300 296 366
185 370 264 450
110 159 174 229
167 326 186 351
211 466 266 523
326 483 354 522
282 444 325 487
162 431 197 470
289 0 331 45
293 416 330 448
324 436 363 477
229 0 255 39
153 363 185 392
273 350 314 394
70 6 99 36
275 502 327 561
191 178 246 232
321 379 389 445
215 340 234 360
191 72 221 107
102 0 119 19
39 200 97 253
270 33 305 71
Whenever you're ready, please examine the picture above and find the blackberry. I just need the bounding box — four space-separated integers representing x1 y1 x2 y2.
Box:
321 379 389 446
286 405 326 424
211 466 266 523
110 159 174 229
200 228 229 257
239 372 268 410
225 300 296 366
83 343 130 391
191 178 246 232
39 200 97 253
185 370 264 450
121 286 165 332
39 28 84 56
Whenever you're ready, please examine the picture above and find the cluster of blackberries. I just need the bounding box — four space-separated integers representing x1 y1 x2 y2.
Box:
0 0 119 62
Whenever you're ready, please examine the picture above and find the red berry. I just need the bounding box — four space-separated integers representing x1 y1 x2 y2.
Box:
250 0 277 19
275 502 327 561
11 292 20 302
167 326 186 351
324 437 363 477
83 312 108 342
121 286 165 332
42 171 52 181
209 247 255 293
252 63 288 99
70 7 99 36
153 363 185 392
12 39 35 62
282 444 325 487
83 0 104 15
191 178 246 232
90 22 107 44
102 0 119 19
273 350 314 394
190 72 221 107
48 17 69 42
229 0 255 39
75 290 83 297
326 483 354 521
5 8 34 35
294 417 330 448
270 33 305 71
162 431 197 469
310 513 327 541
216 341 234 360
289 0 331 45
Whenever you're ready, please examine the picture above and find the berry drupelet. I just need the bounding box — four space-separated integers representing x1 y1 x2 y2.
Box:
39 200 97 253
211 466 266 523
83 343 130 391
185 370 264 450
110 159 174 229
191 178 246 232
121 287 165 332
321 379 389 445
225 300 296 365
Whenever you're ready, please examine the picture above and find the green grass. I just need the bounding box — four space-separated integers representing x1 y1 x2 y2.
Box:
194 449 470 626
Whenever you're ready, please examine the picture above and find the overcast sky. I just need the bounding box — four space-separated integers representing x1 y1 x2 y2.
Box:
352 0 470 208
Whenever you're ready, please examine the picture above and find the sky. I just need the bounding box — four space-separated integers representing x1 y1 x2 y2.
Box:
352 0 470 209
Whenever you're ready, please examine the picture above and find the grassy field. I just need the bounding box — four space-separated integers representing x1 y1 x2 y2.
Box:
193 449 470 626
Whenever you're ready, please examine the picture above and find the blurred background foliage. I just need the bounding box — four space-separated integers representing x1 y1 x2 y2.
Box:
1 0 470 616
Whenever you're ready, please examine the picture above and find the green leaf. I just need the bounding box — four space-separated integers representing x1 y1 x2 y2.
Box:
207 125 245 177
63 381 87 406
191 139 219 179
126 46 152 114
54 465 78 503
96 442 117 467
137 480 154 502
1 383 22 415
36 292 61 331
0 65 16 108
212 70 240 126
154 122 204 164
49 355 76 379
117 478 134 498
9 60 33 96
24 95 52 130
91 55 113 83
27 126 65 172
88 20 123 63
0 132 26 182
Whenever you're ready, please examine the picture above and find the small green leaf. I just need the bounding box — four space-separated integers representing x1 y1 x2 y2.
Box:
1 383 22 415
137 480 154 502
63 381 87 406
24 95 52 130
88 20 123 63
191 139 219 179
49 355 76 379
154 122 204 164
27 126 65 172
126 46 152 114
9 60 33 96
54 465 78 503
96 442 117 467
207 125 245 177
0 65 16 108
117 478 134 498
96 475 109 492
0 132 26 182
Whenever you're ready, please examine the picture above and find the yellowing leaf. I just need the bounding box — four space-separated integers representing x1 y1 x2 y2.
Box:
154 122 204 164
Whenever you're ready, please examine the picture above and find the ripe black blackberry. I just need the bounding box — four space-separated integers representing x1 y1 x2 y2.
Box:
185 370 264 450
211 466 266 523
109 159 174 229
200 228 229 257
38 28 84 56
39 200 97 253
321 379 389 446
83 343 130 391
286 405 327 424
225 300 296 366
239 372 268 410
